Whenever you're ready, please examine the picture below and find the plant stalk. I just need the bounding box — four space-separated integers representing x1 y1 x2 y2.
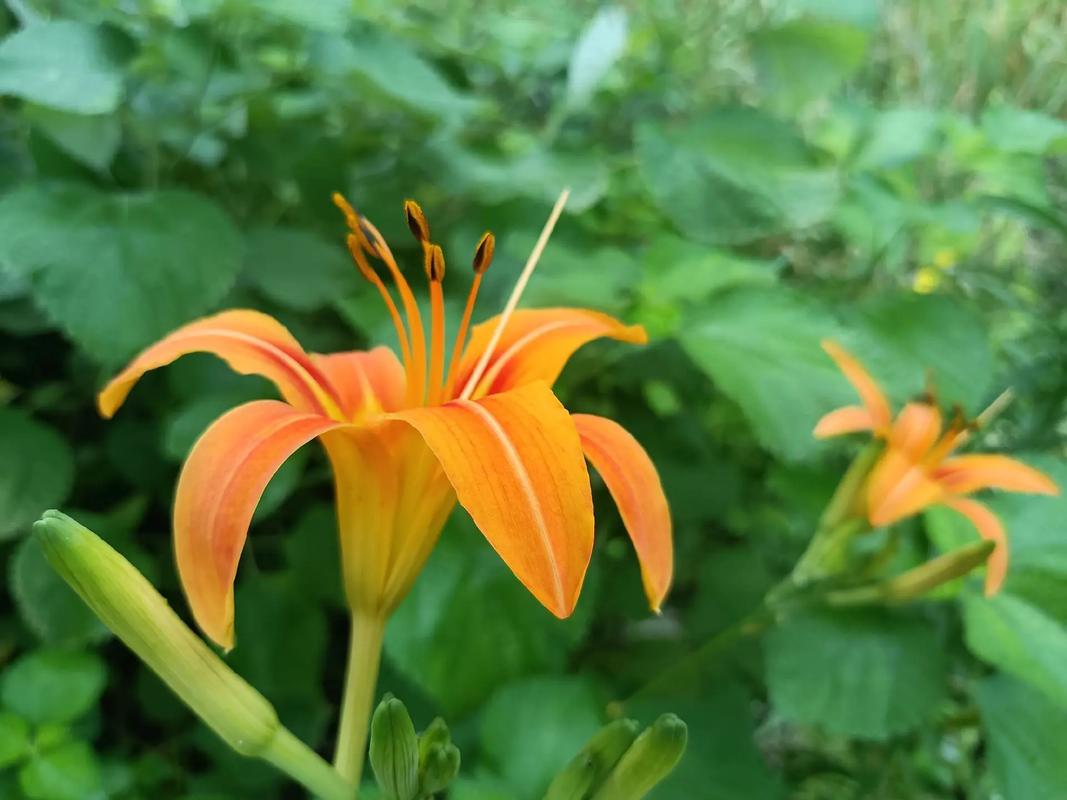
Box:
262 728 355 800
334 610 387 787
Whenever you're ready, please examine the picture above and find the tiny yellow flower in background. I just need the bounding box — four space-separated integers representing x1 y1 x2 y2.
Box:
912 266 942 294
814 340 1058 595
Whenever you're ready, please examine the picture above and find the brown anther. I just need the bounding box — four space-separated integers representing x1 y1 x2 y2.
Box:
345 234 378 283
472 232 495 274
404 199 430 244
357 217 383 258
426 243 445 282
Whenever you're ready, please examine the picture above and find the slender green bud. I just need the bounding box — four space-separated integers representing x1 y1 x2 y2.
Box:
590 714 687 800
33 511 278 756
369 695 420 800
33 511 354 800
545 718 640 800
826 540 996 607
419 742 461 795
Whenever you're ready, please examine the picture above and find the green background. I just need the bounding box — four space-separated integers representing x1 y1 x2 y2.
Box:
0 0 1065 797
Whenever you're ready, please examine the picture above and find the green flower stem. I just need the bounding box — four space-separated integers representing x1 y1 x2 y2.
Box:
263 727 355 800
334 610 386 787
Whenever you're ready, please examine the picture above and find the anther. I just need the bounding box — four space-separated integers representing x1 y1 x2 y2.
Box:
472 232 495 274
358 217 384 257
404 199 430 244
426 244 446 282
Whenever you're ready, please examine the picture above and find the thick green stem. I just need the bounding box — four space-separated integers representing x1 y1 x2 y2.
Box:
262 728 355 800
334 611 386 787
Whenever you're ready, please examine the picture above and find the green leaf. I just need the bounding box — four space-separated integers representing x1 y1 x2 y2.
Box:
853 108 942 169
679 287 848 461
1 650 106 725
11 535 109 647
0 183 242 364
0 408 74 539
0 21 124 114
976 675 1067 799
632 682 785 800
963 592 1067 708
479 677 603 799
311 30 476 119
765 607 948 739
19 740 103 800
750 16 869 109
981 105 1067 155
247 0 352 32
0 712 30 769
23 106 121 171
566 6 629 107
385 516 595 716
636 110 839 245
241 227 353 312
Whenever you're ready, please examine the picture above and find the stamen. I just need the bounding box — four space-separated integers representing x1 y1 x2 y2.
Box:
427 244 447 405
443 232 494 399
404 199 430 244
360 213 428 407
344 234 412 375
459 188 570 400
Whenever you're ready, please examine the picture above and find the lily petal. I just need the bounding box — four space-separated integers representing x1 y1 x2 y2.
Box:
99 310 341 418
454 308 647 399
311 346 407 418
890 401 942 460
935 454 1060 497
814 405 876 438
391 381 594 617
867 447 943 526
941 496 1008 596
175 400 344 649
572 414 673 611
822 340 892 436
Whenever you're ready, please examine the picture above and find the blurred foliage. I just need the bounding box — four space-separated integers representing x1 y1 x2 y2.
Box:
0 0 1065 798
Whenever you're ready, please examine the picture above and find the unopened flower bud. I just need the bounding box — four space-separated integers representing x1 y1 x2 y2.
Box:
545 718 639 800
419 742 460 795
369 695 420 800
33 511 278 757
590 714 687 800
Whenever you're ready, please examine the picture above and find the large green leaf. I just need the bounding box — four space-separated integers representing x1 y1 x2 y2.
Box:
679 287 849 461
751 16 869 109
0 408 73 539
765 607 948 739
241 227 353 312
977 675 1067 800
636 109 839 244
23 106 121 171
19 741 103 800
0 21 125 114
963 592 1067 708
385 516 595 716
0 183 242 364
479 676 603 799
566 6 629 107
0 650 106 725
0 712 30 770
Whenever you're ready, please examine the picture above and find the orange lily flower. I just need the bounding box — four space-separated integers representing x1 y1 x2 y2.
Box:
814 340 1058 595
98 193 672 651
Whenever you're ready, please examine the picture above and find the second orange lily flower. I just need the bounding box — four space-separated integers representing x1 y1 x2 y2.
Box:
815 340 1058 595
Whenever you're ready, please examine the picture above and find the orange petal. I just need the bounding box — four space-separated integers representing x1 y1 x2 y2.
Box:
821 340 892 435
941 496 1008 596
453 308 647 399
866 447 943 526
889 401 942 460
572 414 673 611
99 310 341 418
174 400 345 648
391 381 594 617
311 346 407 418
813 405 876 438
935 454 1060 497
